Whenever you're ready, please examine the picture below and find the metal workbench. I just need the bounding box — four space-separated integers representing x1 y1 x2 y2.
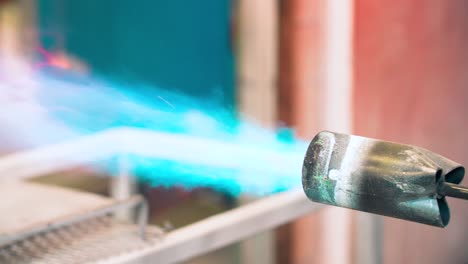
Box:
0 128 322 263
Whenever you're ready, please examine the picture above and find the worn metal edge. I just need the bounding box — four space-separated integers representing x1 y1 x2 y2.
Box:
103 190 323 264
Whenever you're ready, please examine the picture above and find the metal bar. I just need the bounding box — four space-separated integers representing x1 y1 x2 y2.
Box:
0 128 304 181
439 182 468 200
0 195 147 247
104 190 323 264
0 130 120 180
137 199 150 240
111 154 137 221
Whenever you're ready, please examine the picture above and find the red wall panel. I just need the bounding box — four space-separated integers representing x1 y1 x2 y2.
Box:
354 1 468 263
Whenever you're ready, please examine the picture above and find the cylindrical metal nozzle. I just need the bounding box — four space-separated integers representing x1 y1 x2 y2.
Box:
302 131 465 227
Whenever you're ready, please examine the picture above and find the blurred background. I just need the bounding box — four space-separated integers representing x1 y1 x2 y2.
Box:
1 0 467 263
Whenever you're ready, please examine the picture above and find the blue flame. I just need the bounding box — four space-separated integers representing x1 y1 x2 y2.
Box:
3 68 307 196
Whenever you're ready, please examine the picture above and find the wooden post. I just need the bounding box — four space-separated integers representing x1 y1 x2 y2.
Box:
278 0 356 263
235 0 279 263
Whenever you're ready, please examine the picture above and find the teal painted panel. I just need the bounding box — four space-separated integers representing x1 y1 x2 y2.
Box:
38 0 235 108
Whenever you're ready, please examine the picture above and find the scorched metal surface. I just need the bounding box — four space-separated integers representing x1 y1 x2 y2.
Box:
302 131 466 227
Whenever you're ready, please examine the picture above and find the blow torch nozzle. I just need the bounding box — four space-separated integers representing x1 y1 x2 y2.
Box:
302 131 467 227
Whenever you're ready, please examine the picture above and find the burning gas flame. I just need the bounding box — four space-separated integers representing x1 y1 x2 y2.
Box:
0 52 306 196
